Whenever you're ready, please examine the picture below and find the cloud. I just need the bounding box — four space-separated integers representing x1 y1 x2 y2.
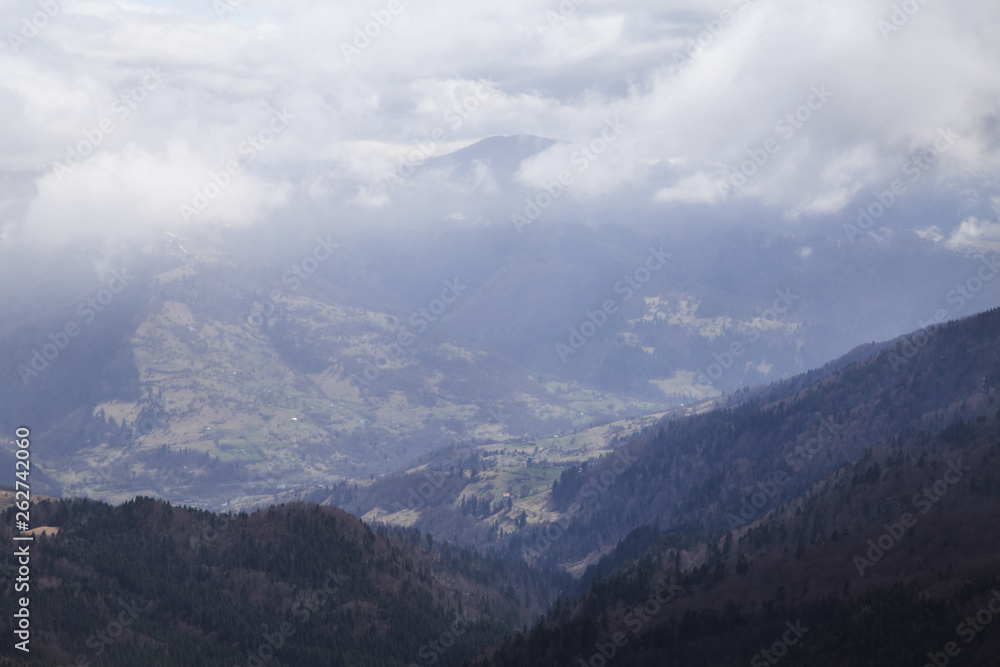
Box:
21 140 292 244
2 0 999 244
654 171 726 204
945 217 1000 253
914 226 945 243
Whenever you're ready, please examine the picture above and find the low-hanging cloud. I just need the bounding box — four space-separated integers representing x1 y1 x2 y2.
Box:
1 0 998 246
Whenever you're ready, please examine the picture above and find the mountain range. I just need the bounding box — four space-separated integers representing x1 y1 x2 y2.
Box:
3 295 1000 665
1 136 996 514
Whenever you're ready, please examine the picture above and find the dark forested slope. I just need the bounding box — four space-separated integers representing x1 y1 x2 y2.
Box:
500 307 1000 570
0 498 568 666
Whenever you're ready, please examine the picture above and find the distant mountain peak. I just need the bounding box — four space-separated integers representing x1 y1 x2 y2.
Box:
425 134 559 174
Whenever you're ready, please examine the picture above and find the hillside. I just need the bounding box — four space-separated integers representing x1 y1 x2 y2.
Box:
289 308 1000 580
1 304 999 666
295 405 715 555
0 497 569 666
478 314 1000 665
3 219 992 515
475 307 1000 572
6 2 1000 664
0 231 668 511
480 410 1000 665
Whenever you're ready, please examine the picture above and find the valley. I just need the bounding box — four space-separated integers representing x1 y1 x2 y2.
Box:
5 303 1000 666
4 3 998 664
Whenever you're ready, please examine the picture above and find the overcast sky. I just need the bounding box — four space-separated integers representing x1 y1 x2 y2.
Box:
2 0 999 247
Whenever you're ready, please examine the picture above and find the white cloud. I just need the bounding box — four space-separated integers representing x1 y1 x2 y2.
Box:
22 141 292 243
945 217 1000 252
2 0 999 243
914 226 944 243
654 172 725 204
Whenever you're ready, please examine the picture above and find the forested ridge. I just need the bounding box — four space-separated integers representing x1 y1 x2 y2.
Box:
0 499 567 666
483 410 1000 666
3 310 1000 665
